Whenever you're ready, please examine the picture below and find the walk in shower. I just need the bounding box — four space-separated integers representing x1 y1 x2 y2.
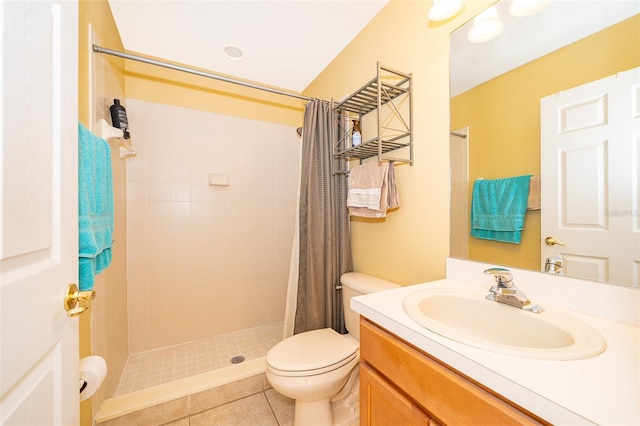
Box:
88 38 302 422
119 96 300 391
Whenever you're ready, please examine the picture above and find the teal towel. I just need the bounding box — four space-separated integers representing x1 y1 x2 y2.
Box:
78 122 114 291
471 175 531 244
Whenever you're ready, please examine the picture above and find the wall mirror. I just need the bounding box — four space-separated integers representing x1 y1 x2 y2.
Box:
449 0 639 287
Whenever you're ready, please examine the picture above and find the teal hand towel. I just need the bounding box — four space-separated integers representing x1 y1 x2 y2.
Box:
471 175 531 244
78 122 114 291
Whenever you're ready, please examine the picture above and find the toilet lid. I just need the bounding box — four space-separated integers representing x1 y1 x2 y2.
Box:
267 328 358 373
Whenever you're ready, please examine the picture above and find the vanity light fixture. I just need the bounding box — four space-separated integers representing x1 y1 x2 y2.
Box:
467 5 504 43
224 46 244 61
509 0 550 17
428 0 465 22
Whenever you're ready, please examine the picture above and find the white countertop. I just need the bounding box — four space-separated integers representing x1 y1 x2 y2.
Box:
352 260 640 425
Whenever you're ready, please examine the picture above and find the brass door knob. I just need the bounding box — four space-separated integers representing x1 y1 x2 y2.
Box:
544 236 566 246
63 283 95 317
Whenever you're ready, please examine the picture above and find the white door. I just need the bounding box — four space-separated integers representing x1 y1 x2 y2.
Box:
541 68 640 286
0 1 79 424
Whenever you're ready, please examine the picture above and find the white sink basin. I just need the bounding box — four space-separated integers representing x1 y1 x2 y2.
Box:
402 286 606 360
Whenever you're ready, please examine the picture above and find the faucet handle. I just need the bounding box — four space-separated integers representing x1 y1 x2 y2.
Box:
483 267 513 287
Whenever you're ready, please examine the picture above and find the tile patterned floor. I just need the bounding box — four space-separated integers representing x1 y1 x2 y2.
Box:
116 322 283 396
190 389 294 426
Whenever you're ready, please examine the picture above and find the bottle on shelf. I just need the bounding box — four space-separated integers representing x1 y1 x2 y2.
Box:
352 120 362 147
110 99 131 139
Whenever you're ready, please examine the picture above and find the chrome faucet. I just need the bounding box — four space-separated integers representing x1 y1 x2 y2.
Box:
544 257 563 274
483 267 544 313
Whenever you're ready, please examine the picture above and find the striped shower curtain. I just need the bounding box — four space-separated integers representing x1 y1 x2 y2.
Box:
289 99 352 335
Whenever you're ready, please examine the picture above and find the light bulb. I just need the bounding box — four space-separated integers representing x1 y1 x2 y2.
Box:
467 6 504 43
428 0 465 22
509 0 550 17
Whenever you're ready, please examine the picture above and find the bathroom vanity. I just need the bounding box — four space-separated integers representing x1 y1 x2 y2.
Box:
353 258 640 425
360 318 546 425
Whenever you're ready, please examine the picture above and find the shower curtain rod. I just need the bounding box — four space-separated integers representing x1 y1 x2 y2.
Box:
93 44 313 102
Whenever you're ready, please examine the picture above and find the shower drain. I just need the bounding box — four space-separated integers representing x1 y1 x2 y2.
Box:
230 355 245 364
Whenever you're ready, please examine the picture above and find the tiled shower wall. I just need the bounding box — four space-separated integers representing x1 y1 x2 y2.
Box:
125 99 301 353
88 33 129 405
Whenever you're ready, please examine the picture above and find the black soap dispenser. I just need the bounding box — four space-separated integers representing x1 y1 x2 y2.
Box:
110 99 130 139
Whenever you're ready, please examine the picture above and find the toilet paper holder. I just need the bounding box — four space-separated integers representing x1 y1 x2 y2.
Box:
79 356 107 401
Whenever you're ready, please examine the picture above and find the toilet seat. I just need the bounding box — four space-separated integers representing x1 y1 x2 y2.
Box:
267 328 358 377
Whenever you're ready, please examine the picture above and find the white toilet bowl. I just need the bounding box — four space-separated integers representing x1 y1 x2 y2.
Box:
266 328 359 425
266 273 400 426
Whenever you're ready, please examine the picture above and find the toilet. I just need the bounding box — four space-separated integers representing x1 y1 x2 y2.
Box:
266 272 400 426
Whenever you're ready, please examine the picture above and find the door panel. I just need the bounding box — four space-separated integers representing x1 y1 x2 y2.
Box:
541 68 640 286
562 140 606 228
0 1 79 424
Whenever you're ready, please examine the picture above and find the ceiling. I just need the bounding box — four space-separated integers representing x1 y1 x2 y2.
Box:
107 1 637 97
108 0 390 94
450 1 639 97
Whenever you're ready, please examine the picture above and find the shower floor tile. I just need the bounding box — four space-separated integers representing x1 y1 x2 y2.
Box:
115 322 283 396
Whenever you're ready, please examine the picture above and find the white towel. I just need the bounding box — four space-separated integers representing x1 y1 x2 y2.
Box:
347 160 399 218
347 187 382 210
527 175 541 210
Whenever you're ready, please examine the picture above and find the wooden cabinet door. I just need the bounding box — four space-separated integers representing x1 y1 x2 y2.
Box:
360 363 430 426
360 319 548 426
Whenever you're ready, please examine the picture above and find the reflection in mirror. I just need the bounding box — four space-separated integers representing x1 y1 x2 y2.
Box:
449 1 639 287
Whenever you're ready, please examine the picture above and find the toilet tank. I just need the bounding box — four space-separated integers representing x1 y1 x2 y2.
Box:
341 272 400 339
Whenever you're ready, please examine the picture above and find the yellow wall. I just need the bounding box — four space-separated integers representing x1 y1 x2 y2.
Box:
124 54 304 127
303 0 493 285
451 15 640 271
78 0 125 127
78 1 125 424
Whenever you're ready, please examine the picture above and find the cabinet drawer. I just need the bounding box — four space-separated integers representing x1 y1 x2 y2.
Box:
360 363 431 426
360 318 546 426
